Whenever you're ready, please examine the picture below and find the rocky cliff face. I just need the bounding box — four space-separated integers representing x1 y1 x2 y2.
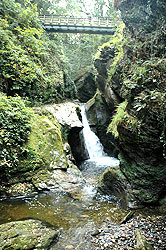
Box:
0 103 84 199
96 0 166 207
74 72 97 103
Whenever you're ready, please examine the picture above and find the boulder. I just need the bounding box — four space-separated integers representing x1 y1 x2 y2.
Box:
31 165 84 196
44 102 82 130
44 102 88 161
0 105 85 198
97 165 144 208
134 229 152 250
0 219 58 249
74 72 97 103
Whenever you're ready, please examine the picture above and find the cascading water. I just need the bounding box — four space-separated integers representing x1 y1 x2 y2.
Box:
0 106 160 250
81 105 105 159
81 105 119 166
0 106 121 250
79 105 119 203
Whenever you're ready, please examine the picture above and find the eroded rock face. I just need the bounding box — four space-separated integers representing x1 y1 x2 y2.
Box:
86 92 117 155
44 102 88 161
44 102 82 129
97 165 140 208
74 72 97 103
0 219 58 249
95 0 166 207
0 104 85 198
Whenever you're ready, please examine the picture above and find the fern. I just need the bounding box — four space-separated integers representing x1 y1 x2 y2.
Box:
107 100 127 138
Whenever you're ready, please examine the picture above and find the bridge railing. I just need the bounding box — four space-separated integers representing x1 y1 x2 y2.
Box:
39 15 114 27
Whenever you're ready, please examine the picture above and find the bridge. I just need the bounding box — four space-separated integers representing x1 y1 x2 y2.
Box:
39 15 116 35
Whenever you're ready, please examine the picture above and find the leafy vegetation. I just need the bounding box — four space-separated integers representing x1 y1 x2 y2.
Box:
107 100 126 138
0 0 119 177
107 99 138 138
0 0 77 104
0 94 33 178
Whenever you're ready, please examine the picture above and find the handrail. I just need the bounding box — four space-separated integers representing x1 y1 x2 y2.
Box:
39 15 114 27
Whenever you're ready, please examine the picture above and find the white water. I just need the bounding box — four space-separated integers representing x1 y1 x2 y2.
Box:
81 105 119 166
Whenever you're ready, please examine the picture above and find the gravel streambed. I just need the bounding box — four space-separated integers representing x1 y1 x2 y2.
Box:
90 214 166 250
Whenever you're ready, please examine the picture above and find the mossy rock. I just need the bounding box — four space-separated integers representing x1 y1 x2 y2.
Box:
20 114 67 172
0 111 69 197
119 153 166 204
98 165 127 198
159 196 166 214
0 219 58 249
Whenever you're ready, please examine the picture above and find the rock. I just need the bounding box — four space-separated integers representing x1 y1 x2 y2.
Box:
98 165 127 201
74 71 97 103
0 219 58 249
97 165 143 208
0 104 85 198
94 0 166 207
32 165 84 196
0 183 36 198
91 229 101 237
44 102 88 161
44 102 82 129
86 90 117 155
120 210 135 224
159 196 166 214
28 115 68 170
134 229 152 250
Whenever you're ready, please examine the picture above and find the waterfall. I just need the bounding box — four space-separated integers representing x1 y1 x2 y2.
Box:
81 105 119 166
81 105 105 160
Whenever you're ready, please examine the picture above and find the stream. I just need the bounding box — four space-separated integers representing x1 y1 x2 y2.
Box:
0 106 165 249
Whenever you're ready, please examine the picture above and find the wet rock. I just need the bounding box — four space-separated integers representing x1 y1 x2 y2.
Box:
135 229 152 250
98 165 128 204
0 219 58 249
32 165 84 196
74 71 97 103
91 229 101 237
86 91 117 155
97 165 144 208
0 104 84 198
120 210 135 225
44 102 88 162
0 183 36 198
93 0 166 207
44 102 82 130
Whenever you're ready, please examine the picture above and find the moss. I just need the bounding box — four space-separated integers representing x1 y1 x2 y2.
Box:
107 100 127 137
119 153 166 203
18 113 67 173
159 197 166 214
98 165 127 198
0 220 58 249
94 23 125 61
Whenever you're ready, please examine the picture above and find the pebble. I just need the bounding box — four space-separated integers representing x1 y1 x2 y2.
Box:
88 215 166 249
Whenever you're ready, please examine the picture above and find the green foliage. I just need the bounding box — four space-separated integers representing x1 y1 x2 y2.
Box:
0 0 76 104
58 33 112 80
94 23 126 84
107 100 127 138
107 100 138 138
0 94 33 177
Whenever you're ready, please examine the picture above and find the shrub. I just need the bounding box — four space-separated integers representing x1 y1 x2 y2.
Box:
0 94 33 178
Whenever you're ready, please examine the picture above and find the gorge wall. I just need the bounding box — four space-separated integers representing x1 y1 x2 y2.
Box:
95 0 166 207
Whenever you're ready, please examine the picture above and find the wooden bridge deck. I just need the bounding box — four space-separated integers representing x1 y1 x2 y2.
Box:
39 15 116 35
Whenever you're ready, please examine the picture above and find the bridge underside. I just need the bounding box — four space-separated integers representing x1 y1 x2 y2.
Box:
43 25 115 35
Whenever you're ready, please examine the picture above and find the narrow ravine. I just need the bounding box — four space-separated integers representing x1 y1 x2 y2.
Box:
0 105 122 249
0 106 165 249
